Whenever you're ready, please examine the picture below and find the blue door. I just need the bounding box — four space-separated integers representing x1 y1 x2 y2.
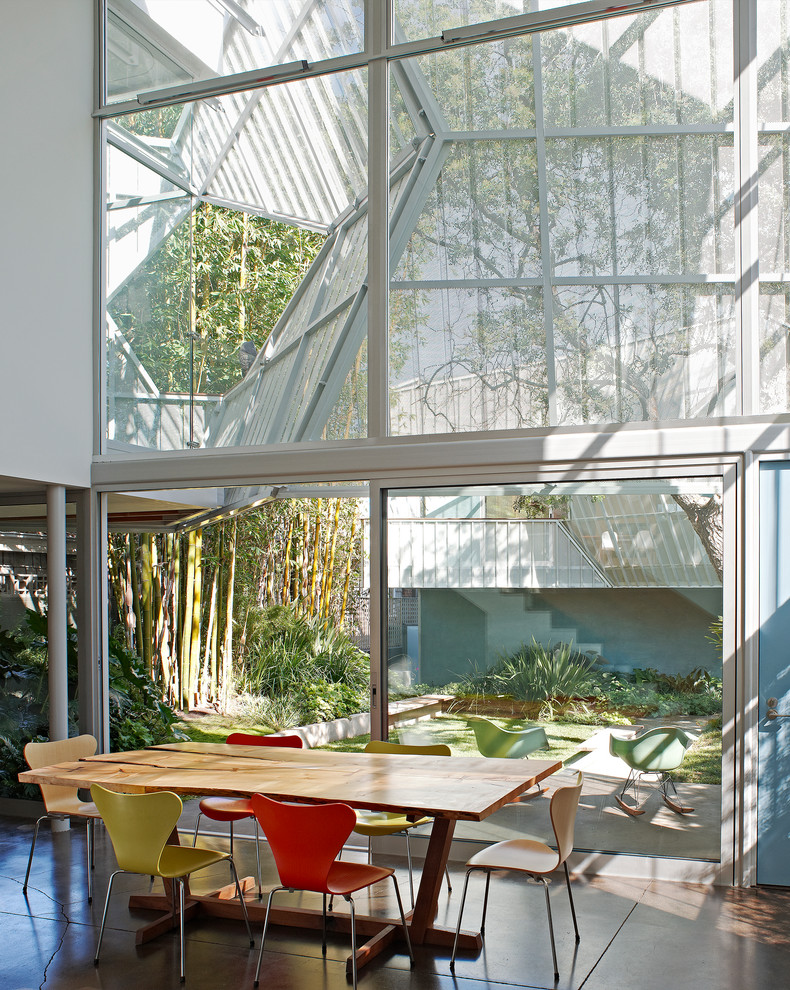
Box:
758 462 790 885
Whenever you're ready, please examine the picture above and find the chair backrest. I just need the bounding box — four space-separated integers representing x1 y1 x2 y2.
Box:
469 716 549 759
90 784 183 876
24 734 98 814
226 732 303 748
549 771 583 866
251 793 355 893
365 740 451 757
609 726 693 772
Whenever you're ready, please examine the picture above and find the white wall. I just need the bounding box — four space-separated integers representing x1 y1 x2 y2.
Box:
0 0 94 488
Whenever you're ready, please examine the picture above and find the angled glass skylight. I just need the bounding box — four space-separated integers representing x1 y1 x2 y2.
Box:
106 0 364 105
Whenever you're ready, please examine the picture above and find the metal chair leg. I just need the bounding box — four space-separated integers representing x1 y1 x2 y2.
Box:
445 865 453 894
23 815 47 893
86 817 94 904
95 869 122 964
322 893 327 955
346 894 358 990
450 868 475 973
254 886 285 987
228 857 254 947
405 830 415 907
390 874 414 966
178 877 186 982
254 817 262 898
192 811 202 847
541 877 559 981
228 820 234 868
564 861 580 943
480 870 491 937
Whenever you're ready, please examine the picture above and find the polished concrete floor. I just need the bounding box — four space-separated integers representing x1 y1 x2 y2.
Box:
3 811 790 990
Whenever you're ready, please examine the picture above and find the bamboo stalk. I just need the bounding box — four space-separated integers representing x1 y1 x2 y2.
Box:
323 499 341 619
188 529 203 706
221 519 237 712
140 534 153 676
181 530 196 710
340 512 358 626
129 533 143 659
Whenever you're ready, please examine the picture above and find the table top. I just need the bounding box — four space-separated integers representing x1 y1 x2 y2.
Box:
19 741 561 822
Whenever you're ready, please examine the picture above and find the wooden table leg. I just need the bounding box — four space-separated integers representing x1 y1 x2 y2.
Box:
410 816 455 943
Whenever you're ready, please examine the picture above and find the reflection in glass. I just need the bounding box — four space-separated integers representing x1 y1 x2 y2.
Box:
386 481 723 861
389 3 735 434
105 67 368 450
105 0 364 104
758 3 790 412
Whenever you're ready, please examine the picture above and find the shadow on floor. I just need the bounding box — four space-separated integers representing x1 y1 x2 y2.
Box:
2 806 788 990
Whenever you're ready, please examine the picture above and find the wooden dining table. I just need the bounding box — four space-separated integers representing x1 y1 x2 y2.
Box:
19 740 561 975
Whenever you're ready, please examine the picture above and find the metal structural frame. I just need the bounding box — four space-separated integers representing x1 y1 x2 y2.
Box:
88 0 790 885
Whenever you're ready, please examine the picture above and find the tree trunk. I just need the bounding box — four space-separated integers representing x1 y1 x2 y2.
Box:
672 493 723 582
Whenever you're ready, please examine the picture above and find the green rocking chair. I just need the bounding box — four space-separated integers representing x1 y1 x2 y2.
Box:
609 725 695 816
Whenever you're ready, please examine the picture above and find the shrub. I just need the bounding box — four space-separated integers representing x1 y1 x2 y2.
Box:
235 605 369 724
459 639 595 718
0 610 185 799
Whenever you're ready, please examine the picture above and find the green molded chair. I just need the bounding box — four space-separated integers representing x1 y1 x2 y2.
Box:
91 785 253 982
450 772 584 982
469 716 549 759
344 740 453 906
23 734 101 902
469 716 550 797
608 725 695 816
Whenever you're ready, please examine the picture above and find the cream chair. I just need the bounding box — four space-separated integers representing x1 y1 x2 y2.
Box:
23 734 102 902
450 771 584 981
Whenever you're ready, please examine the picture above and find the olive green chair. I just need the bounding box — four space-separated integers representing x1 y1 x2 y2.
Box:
342 740 453 906
609 725 695 816
91 785 253 982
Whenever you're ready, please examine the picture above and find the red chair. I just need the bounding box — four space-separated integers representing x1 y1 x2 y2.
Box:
192 732 303 897
251 793 414 990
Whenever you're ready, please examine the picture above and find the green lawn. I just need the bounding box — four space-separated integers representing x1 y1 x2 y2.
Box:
175 711 721 782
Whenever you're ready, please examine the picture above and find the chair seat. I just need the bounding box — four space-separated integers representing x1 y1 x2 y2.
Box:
45 797 101 819
353 810 431 836
198 796 254 821
325 860 395 896
467 837 559 875
158 844 230 879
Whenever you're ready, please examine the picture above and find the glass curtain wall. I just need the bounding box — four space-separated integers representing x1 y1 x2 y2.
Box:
385 480 724 861
102 1 790 449
104 4 368 451
389 1 735 433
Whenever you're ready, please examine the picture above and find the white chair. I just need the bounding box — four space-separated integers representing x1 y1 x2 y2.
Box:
450 771 584 981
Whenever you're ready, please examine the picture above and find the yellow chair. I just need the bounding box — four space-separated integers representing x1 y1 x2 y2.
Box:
91 785 253 982
23 734 102 902
350 740 453 906
450 771 584 982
